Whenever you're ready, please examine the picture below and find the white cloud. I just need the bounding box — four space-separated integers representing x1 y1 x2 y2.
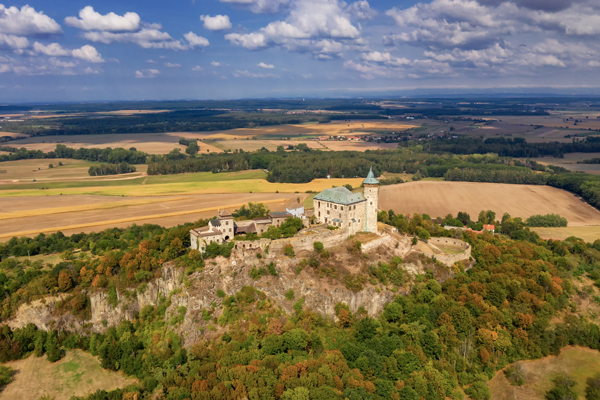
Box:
192 65 203 71
0 33 29 50
588 60 600 67
147 59 157 63
233 69 279 78
72 45 104 63
33 42 71 56
0 5 62 36
346 1 377 20
220 0 291 14
184 31 209 47
84 28 187 50
257 62 274 68
34 42 104 63
200 15 232 31
225 0 364 59
135 68 160 78
165 62 181 67
211 61 221 66
65 6 140 32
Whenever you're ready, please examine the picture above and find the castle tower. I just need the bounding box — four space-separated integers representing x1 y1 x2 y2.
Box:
363 167 379 234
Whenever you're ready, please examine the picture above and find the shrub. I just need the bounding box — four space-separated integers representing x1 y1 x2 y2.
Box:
464 381 491 400
505 363 525 386
267 262 277 276
285 289 295 300
283 244 295 258
0 366 12 388
313 242 324 252
526 213 568 227
216 289 226 298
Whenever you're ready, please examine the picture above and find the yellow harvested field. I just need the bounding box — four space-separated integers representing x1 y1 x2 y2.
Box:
0 350 136 400
8 132 191 154
379 181 600 227
0 158 138 182
204 120 417 139
0 193 307 240
0 131 26 138
211 139 324 152
320 141 399 151
489 346 600 400
532 226 600 242
0 177 364 198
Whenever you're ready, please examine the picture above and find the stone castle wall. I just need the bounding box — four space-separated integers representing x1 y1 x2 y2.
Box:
427 237 472 267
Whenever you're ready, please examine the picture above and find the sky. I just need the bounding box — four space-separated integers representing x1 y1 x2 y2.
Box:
0 0 600 103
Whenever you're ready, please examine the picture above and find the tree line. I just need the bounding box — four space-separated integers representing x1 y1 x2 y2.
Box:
0 144 148 164
88 163 136 176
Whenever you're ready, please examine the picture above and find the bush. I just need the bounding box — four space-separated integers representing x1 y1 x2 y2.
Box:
267 262 277 276
283 244 295 258
526 214 568 227
505 363 525 386
313 242 324 252
464 381 491 400
0 366 12 388
285 289 295 300
216 289 226 298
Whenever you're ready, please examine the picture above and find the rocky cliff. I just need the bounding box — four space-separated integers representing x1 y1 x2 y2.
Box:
6 233 466 347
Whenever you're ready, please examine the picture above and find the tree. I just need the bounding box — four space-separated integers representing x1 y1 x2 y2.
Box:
45 331 62 362
505 363 525 386
58 271 72 292
465 381 491 400
586 373 600 400
546 375 577 400
186 141 199 156
0 366 12 389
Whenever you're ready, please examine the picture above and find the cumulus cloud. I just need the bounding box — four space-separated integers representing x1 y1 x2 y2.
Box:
65 6 140 32
233 69 279 78
0 33 29 50
211 61 221 66
192 65 204 71
184 32 209 47
220 0 291 14
200 15 232 31
165 62 181 67
34 42 104 63
0 4 62 36
347 1 377 20
225 0 364 59
67 8 207 50
257 62 274 68
135 68 160 78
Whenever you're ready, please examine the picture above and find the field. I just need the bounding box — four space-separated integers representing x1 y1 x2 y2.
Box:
488 346 600 400
7 132 198 155
524 153 600 175
5 120 416 155
201 120 418 140
0 163 365 239
0 350 136 400
379 181 600 227
531 226 600 242
0 158 147 183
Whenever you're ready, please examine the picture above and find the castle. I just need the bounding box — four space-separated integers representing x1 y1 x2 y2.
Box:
190 168 379 252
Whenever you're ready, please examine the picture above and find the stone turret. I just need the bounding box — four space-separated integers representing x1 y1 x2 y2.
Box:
363 167 379 234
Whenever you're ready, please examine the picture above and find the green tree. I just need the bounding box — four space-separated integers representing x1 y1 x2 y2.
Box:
0 366 12 389
586 373 600 400
465 381 491 400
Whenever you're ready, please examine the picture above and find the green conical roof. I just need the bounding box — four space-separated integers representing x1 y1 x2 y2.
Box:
363 167 379 185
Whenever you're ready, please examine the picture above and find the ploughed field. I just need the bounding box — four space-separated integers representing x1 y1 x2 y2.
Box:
379 181 600 227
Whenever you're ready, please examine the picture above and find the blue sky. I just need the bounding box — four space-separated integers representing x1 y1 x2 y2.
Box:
1 0 599 102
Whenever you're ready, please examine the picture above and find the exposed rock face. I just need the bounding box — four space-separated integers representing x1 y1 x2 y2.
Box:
6 233 467 348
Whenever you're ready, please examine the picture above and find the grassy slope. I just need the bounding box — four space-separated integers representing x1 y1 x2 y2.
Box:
489 346 600 400
0 350 136 400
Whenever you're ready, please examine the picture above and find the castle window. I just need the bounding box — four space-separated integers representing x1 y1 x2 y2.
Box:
341 206 344 211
